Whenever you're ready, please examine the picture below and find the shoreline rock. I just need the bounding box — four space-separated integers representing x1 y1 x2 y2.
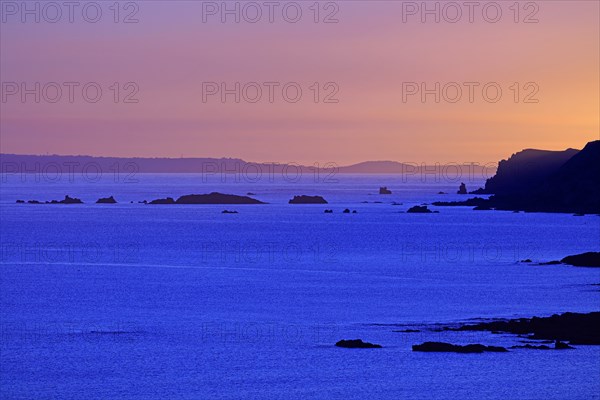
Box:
531 253 600 268
437 141 600 214
412 342 508 353
561 252 600 267
448 312 600 345
335 339 382 349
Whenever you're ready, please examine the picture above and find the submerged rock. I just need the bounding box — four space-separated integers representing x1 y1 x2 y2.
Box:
335 339 382 349
222 210 239 214
412 342 508 353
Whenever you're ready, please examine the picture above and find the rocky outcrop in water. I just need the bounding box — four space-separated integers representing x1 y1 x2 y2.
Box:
289 195 328 204
96 196 117 204
148 193 265 205
457 183 468 194
407 205 433 213
176 193 264 204
379 187 392 195
51 195 83 204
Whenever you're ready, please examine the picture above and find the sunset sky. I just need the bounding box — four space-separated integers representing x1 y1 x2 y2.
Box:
1 1 598 165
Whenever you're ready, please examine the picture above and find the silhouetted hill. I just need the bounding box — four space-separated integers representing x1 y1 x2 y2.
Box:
497 140 600 213
472 147 579 194
437 141 600 214
0 154 247 174
0 154 495 175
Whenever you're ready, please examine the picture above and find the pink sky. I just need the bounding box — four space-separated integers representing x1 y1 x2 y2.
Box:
1 1 598 165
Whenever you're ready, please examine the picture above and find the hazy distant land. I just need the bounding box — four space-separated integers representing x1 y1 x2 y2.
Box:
0 154 496 176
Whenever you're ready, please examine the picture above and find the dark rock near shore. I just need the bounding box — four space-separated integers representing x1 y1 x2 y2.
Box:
535 253 600 268
407 205 433 214
222 210 239 214
96 196 117 204
554 340 575 350
335 339 382 349
324 210 333 213
450 312 600 345
289 195 328 204
510 344 551 350
539 260 562 266
457 183 468 195
561 252 600 267
412 342 508 353
512 341 574 350
379 187 392 195
16 200 25 203
432 197 489 208
149 197 176 205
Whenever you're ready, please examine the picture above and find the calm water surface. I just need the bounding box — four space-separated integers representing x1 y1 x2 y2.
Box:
1 174 599 399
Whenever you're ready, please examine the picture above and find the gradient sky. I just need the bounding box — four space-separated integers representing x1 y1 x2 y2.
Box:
1 1 598 165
